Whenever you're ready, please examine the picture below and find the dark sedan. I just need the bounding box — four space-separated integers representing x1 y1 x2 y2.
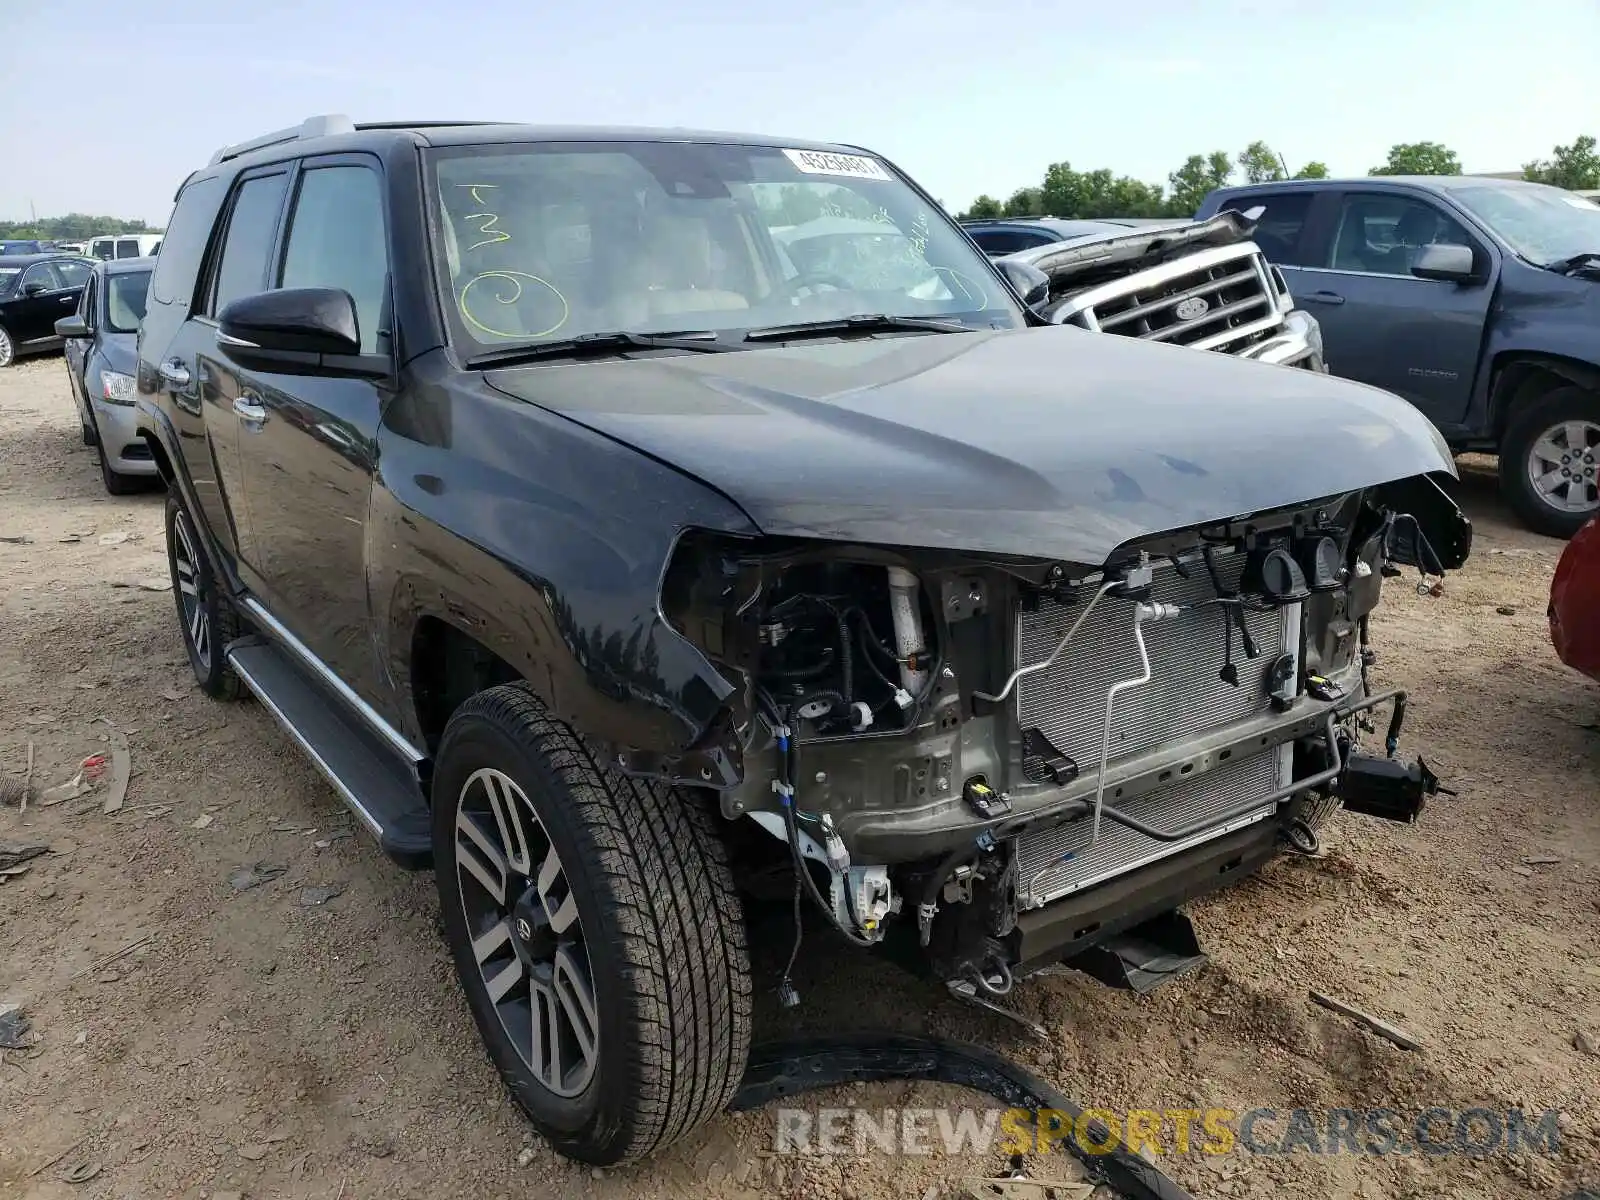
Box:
0 253 95 367
56 257 159 493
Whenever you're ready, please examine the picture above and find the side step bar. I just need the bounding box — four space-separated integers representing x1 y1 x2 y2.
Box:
1064 910 1208 994
226 636 433 868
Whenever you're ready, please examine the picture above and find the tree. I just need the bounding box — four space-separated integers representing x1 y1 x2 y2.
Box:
1001 187 1045 217
1523 135 1600 190
1166 151 1234 217
1293 161 1330 180
1237 141 1285 184
1369 142 1460 176
0 213 157 241
962 194 1003 219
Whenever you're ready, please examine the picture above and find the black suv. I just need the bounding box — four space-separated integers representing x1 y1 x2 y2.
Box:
137 115 1464 1166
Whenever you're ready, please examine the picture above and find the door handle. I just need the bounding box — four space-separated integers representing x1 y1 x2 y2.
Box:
158 360 191 388
58 295 75 304
233 397 268 422
1303 290 1345 306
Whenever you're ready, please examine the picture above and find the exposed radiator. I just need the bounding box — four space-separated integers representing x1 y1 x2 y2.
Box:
1012 557 1296 909
1017 747 1284 909
1014 557 1284 769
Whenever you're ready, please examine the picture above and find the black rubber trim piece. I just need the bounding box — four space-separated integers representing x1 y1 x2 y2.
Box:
731 1033 1199 1200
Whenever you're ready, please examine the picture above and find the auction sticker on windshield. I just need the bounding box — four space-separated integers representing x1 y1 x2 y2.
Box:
782 148 892 181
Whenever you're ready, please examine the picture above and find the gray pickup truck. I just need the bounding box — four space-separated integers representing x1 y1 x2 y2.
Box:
1197 176 1600 538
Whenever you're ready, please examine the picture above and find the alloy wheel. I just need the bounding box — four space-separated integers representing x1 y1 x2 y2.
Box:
454 767 599 1098
1527 419 1600 515
171 510 211 671
0 327 13 368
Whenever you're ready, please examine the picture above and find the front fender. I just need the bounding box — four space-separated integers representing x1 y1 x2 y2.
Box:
368 373 761 786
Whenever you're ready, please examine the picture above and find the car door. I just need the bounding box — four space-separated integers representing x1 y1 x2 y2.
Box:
1287 190 1494 428
170 167 294 590
62 269 96 410
14 262 76 343
233 155 393 689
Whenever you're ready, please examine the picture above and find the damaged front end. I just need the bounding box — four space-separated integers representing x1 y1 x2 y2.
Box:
658 478 1470 1013
1009 210 1326 370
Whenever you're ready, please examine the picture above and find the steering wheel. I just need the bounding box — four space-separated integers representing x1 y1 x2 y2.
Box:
775 270 857 303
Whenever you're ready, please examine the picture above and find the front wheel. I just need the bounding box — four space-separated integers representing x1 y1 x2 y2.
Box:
1500 385 1600 538
0 325 14 369
432 683 752 1165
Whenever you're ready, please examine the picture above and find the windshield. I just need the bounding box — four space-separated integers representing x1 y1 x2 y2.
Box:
104 270 151 333
427 140 1019 352
1451 183 1600 266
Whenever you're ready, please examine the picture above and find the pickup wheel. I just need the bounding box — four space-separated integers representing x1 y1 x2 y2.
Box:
164 493 242 700
1500 385 1600 538
432 683 751 1166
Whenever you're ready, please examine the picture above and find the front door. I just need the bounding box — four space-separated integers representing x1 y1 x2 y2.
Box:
235 157 393 693
63 271 95 419
14 262 76 344
1288 190 1494 428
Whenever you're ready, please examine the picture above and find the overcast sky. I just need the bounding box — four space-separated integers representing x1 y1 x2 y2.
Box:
2 0 1595 226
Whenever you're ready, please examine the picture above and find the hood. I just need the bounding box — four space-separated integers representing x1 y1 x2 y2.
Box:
485 325 1455 566
1006 210 1259 293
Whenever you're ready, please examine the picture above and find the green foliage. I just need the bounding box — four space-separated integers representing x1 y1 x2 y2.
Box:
1237 141 1286 184
0 213 157 241
1368 141 1461 176
963 194 1003 219
1166 151 1235 217
1523 135 1600 190
1293 161 1330 180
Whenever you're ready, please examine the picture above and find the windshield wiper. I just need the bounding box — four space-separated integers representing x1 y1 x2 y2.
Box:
466 330 739 368
741 313 973 343
1544 251 1600 275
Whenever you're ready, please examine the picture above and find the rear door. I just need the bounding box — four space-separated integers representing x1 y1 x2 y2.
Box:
152 168 293 588
1290 189 1494 427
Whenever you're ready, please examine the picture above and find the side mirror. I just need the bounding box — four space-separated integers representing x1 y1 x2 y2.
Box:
217 287 385 377
994 257 1051 308
22 280 47 296
55 314 90 339
1410 243 1477 284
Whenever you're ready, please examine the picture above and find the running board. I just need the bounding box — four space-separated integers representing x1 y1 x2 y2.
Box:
1062 910 1207 994
226 636 433 868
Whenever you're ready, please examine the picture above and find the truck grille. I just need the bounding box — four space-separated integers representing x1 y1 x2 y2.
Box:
1013 557 1293 909
1057 243 1282 353
1017 747 1284 908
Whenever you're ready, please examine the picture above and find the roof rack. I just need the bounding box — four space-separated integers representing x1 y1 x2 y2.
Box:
208 114 355 166
352 120 511 131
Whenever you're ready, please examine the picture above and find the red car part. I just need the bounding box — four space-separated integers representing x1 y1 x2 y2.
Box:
1550 516 1600 682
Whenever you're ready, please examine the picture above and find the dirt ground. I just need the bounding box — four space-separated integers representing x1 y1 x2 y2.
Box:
1 353 1597 1200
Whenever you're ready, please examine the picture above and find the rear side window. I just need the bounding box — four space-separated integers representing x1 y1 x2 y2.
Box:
969 229 1030 255
279 164 390 353
55 259 92 288
150 175 227 308
206 173 290 316
115 238 141 259
90 239 113 260
1221 192 1314 265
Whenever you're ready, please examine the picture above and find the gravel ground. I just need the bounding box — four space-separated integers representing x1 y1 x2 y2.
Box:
1 353 1598 1200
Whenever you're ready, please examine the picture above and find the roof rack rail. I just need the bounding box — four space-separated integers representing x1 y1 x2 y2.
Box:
208 114 356 166
352 120 511 130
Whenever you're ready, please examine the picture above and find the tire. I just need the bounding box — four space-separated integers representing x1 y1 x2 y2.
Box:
0 325 13 369
91 413 141 495
163 492 242 699
432 683 751 1166
1499 384 1600 538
